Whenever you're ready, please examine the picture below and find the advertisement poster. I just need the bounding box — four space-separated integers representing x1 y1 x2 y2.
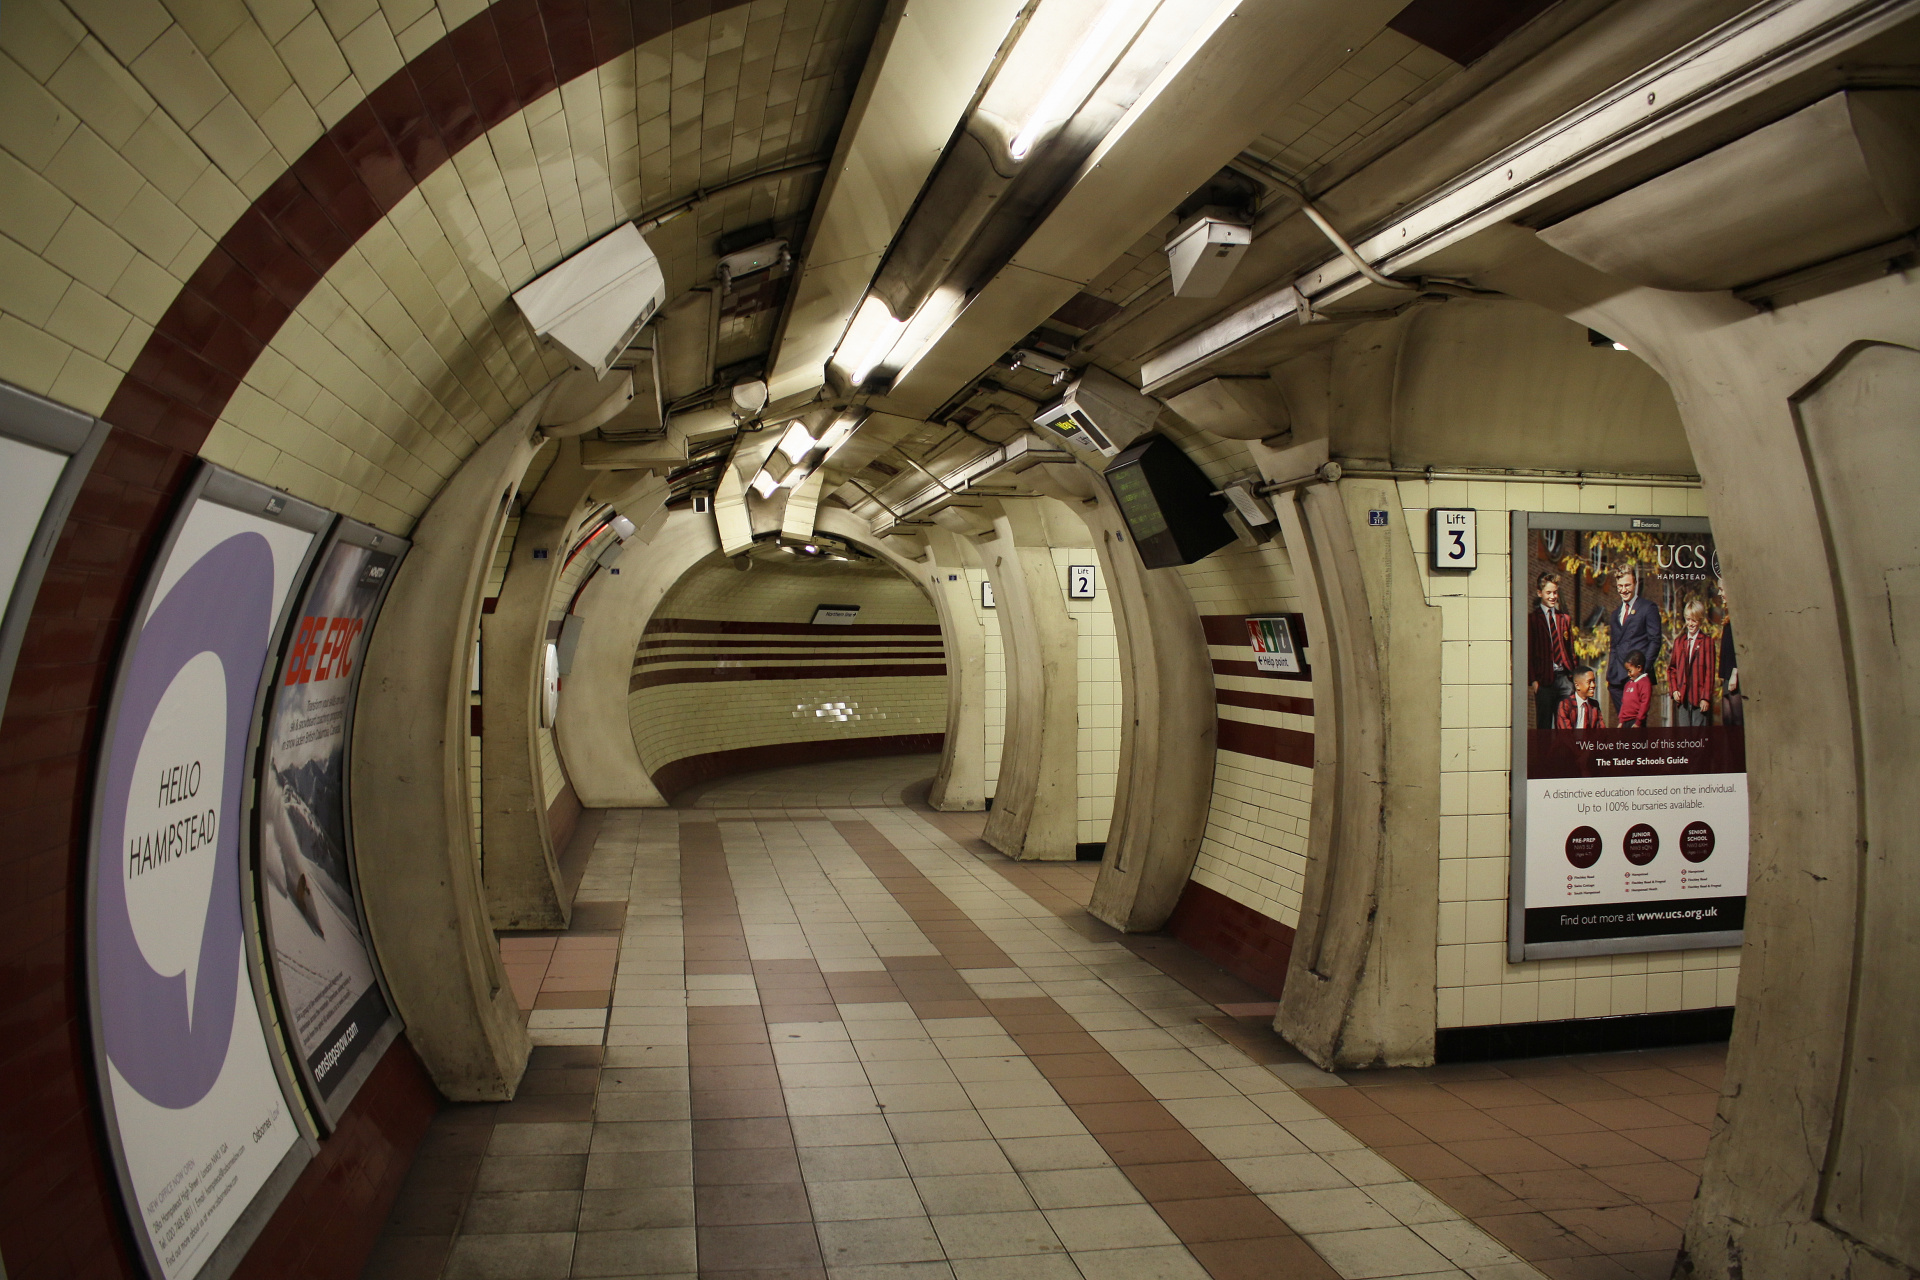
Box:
1509 513 1748 961
88 468 328 1280
257 524 406 1123
0 384 108 725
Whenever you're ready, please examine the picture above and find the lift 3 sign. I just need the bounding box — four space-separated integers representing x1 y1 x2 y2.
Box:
1509 513 1748 961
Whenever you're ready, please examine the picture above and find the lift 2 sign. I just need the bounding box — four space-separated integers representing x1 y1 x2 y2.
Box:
1509 513 1748 961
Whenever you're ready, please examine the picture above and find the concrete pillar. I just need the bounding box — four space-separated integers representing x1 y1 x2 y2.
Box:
1465 224 1920 1279
478 439 594 930
974 501 1080 860
922 526 989 811
1268 475 1442 1069
1018 467 1220 931
352 397 549 1101
556 507 720 806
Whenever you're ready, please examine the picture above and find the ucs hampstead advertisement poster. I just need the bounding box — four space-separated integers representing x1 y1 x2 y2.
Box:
1510 513 1748 961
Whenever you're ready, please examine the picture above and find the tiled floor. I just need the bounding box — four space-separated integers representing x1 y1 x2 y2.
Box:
368 756 1723 1280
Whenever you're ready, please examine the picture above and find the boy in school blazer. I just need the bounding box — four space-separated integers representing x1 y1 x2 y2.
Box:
1667 600 1716 727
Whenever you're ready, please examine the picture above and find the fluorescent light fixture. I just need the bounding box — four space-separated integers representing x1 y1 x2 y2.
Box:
835 295 906 386
779 464 812 489
776 422 816 464
1008 0 1150 160
749 469 780 499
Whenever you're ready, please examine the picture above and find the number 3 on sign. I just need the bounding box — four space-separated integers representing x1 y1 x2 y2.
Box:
1428 508 1477 571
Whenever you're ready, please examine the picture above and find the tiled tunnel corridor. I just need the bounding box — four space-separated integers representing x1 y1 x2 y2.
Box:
368 759 1722 1280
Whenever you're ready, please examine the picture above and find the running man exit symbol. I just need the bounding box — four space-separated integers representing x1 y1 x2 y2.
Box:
1428 507 1477 570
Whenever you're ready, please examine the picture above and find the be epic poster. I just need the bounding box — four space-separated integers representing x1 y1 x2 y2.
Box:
257 523 406 1124
1509 513 1747 961
87 468 328 1280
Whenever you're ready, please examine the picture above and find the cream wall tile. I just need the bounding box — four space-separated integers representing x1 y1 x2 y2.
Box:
129 24 227 126
64 0 172 62
0 232 77 324
0 313 73 395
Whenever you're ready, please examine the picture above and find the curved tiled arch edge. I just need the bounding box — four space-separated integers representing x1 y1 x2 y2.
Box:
0 4 750 1278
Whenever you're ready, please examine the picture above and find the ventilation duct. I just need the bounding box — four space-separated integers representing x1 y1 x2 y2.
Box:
1540 90 1920 292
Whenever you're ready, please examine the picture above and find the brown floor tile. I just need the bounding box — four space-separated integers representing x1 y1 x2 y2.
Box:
1489 1168 1635 1211
1375 1142 1478 1180
1118 1160 1250 1202
694 1117 795 1149
1071 1101 1182 1133
1550 1204 1684 1253
1527 1075 1638 1105
359 1233 452 1280
1032 1053 1130 1079
996 1013 1084 1034
691 1006 767 1026
1591 1069 1701 1097
1477 1209 1604 1260
1403 1108 1522 1143
693 1089 788 1120
527 1045 604 1070
1187 1234 1338 1280
1568 1097 1696 1130
1425 1173 1528 1217
1619 1125 1710 1161
490 1094 595 1124
754 960 823 975
982 996 1060 1016
760 1003 842 1023
1533 1130 1665 1170
1591 1160 1700 1204
1336 1113 1429 1148
1095 1128 1215 1165
909 999 989 1019
1647 1199 1695 1226
699 1222 826 1269
1299 1087 1387 1118
1649 1093 1719 1125
695 1147 804 1185
1483 1102 1609 1137
1450 1136 1573 1175
689 1024 775 1046
693 1065 782 1091
695 1182 813 1225
691 1042 777 1067
1617 1248 1685 1278
1536 1255 1641 1279
1153 1194 1288 1242
1051 1075 1155 1105
1439 1079 1556 1109
1356 1083 1478 1114
518 1067 600 1096
688 960 756 975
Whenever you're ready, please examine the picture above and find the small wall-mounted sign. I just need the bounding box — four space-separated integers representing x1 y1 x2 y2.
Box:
981 580 996 609
1368 509 1390 527
532 547 550 560
1068 565 1095 600
1428 507 1477 571
1246 614 1300 674
812 604 860 625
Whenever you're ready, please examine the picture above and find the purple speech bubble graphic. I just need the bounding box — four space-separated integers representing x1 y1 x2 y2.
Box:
96 532 275 1108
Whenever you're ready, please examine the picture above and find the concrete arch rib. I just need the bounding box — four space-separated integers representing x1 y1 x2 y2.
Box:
559 509 722 808
351 390 554 1101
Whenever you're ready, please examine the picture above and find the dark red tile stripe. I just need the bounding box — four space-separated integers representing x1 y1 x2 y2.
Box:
648 734 946 802
636 638 946 652
1214 687 1314 717
0 7 752 1279
1211 657 1312 685
645 619 943 636
1214 716 1315 768
630 662 946 689
1163 881 1296 999
679 823 830 1277
829 820 1337 1280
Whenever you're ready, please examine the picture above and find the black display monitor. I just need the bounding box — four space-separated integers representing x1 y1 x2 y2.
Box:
1102 435 1237 568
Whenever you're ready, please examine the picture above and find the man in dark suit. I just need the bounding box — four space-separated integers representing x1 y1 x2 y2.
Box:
1606 567 1662 719
1527 572 1576 729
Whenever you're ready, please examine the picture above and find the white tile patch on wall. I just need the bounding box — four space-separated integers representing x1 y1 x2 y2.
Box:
1052 547 1119 845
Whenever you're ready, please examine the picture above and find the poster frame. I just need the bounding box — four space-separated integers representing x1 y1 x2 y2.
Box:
85 463 331 1280
250 517 411 1130
1508 509 1746 962
0 381 111 726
